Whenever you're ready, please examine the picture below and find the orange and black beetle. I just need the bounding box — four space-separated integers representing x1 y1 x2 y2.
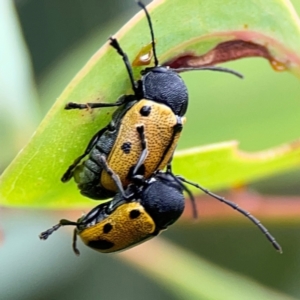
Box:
61 1 242 200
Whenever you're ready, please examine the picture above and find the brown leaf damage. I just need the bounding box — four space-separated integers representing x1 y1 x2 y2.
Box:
164 40 287 71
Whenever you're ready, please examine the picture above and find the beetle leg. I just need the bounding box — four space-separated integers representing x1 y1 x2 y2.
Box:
132 125 148 177
98 155 128 199
64 95 129 110
39 219 79 240
155 115 183 170
72 229 80 256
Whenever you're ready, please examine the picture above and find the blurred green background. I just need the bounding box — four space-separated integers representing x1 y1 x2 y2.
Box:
1 0 300 299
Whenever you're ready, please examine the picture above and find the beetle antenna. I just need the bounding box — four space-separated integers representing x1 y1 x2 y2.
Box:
175 176 198 219
166 164 198 219
176 175 282 253
174 66 244 79
137 1 159 67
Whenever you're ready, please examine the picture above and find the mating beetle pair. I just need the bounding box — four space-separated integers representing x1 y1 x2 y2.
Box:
40 1 282 254
41 158 281 255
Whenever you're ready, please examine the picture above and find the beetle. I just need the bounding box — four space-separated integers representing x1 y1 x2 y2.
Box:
40 157 282 255
41 168 186 254
61 1 243 200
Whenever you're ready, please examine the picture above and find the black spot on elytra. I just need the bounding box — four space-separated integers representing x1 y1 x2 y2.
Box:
140 105 151 116
130 209 141 219
103 223 113 234
88 239 114 250
121 142 131 154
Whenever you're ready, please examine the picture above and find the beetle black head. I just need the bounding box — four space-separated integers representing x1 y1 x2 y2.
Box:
108 171 185 230
139 66 188 116
136 1 188 116
139 171 185 229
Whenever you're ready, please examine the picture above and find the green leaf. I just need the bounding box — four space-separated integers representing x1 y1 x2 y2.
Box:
1 0 300 208
173 140 300 192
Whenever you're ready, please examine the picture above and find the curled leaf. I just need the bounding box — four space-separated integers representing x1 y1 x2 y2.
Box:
1 0 300 208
